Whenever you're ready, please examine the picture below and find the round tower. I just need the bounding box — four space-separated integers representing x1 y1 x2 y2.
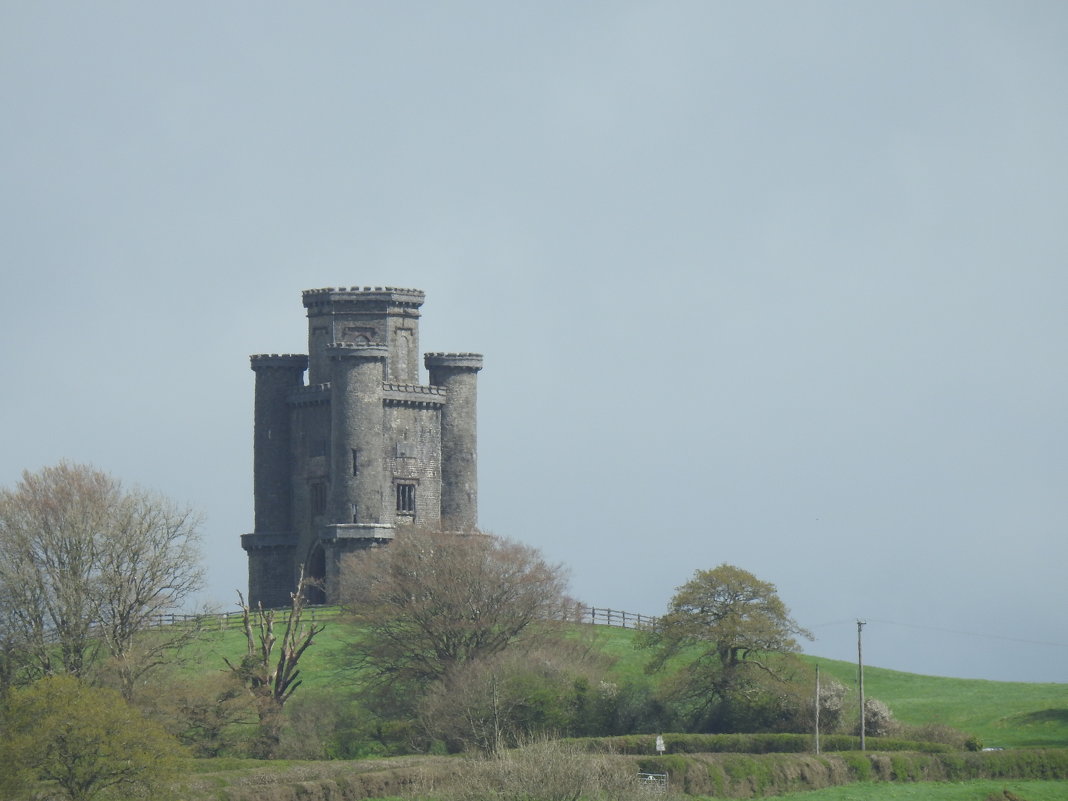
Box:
244 353 307 607
249 354 307 533
327 343 388 526
425 352 483 531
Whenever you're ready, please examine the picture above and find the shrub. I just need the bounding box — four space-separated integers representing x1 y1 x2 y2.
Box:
0 675 182 801
436 738 636 801
859 698 898 737
573 731 952 755
898 721 982 751
140 672 254 757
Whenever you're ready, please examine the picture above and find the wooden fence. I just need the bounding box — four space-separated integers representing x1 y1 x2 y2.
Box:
148 605 655 631
579 607 658 630
145 605 346 630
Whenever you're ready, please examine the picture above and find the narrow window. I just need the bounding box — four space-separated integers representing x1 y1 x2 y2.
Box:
310 483 327 516
352 503 358 523
352 449 359 476
396 483 416 514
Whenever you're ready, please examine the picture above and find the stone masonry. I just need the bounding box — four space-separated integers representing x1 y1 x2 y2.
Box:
241 287 483 606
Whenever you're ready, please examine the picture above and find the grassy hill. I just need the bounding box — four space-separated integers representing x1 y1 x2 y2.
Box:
580 624 1067 748
177 612 1067 749
808 655 1068 749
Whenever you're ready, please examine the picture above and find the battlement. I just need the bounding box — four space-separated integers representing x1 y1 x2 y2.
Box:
250 354 309 370
302 286 425 309
326 342 389 359
383 382 447 396
288 383 331 407
383 382 447 408
424 352 484 370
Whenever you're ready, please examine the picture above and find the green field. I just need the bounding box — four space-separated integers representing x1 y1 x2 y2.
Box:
181 613 1068 751
808 656 1068 749
85 617 1068 800
566 624 1068 749
764 780 1068 801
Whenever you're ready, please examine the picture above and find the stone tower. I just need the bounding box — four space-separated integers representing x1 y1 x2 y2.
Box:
241 287 483 606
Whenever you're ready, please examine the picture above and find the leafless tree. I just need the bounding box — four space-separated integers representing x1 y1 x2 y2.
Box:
339 528 577 716
0 462 205 694
418 641 609 753
225 565 325 756
95 485 205 696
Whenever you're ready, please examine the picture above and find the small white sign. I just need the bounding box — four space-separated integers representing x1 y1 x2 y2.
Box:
655 735 665 753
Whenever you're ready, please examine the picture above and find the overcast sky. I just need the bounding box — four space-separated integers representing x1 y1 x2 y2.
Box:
2 2 1066 683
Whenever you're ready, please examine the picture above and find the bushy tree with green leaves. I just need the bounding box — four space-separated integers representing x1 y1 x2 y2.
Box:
641 563 812 732
0 674 180 801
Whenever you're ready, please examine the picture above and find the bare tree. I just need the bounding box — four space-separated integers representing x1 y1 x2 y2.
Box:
418 642 609 753
225 565 325 756
339 528 576 715
95 485 205 696
0 462 205 693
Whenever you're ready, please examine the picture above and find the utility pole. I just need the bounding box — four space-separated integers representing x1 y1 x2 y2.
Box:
814 663 821 754
857 619 866 751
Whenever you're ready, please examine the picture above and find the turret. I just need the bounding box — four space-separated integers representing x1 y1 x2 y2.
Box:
426 352 483 531
244 353 308 607
302 287 425 385
327 343 388 527
249 354 307 533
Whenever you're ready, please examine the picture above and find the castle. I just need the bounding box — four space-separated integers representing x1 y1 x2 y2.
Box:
241 287 483 606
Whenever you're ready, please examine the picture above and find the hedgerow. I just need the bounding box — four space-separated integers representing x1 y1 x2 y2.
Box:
571 731 952 755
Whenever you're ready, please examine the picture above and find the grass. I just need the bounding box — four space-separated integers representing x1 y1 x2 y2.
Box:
580 625 1068 749
164 606 355 686
756 779 1068 800
143 617 1068 800
166 613 1068 750
808 656 1068 748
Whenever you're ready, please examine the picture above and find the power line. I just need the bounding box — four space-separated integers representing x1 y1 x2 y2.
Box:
810 617 1068 649
865 618 1068 649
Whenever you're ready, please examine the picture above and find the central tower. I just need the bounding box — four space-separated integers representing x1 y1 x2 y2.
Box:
242 287 483 606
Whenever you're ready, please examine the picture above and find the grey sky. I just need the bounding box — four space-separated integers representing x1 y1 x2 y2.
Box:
2 2 1065 682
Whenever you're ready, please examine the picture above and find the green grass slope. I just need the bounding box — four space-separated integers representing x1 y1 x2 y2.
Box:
565 625 1067 749
173 614 1066 749
172 607 353 688
808 656 1068 748
766 779 1068 801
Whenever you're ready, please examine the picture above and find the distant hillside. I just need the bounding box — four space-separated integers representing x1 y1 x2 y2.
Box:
554 624 1068 748
182 612 1067 749
808 655 1068 748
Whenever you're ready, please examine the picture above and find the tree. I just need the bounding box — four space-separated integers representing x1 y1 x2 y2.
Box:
140 670 255 758
225 565 325 757
418 641 611 753
641 563 812 731
0 462 205 695
339 528 576 716
92 483 205 697
0 674 180 801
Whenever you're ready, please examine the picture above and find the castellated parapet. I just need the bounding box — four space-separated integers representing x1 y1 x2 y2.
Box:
242 289 483 606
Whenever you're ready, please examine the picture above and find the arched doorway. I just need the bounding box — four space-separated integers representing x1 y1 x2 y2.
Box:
304 543 327 605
